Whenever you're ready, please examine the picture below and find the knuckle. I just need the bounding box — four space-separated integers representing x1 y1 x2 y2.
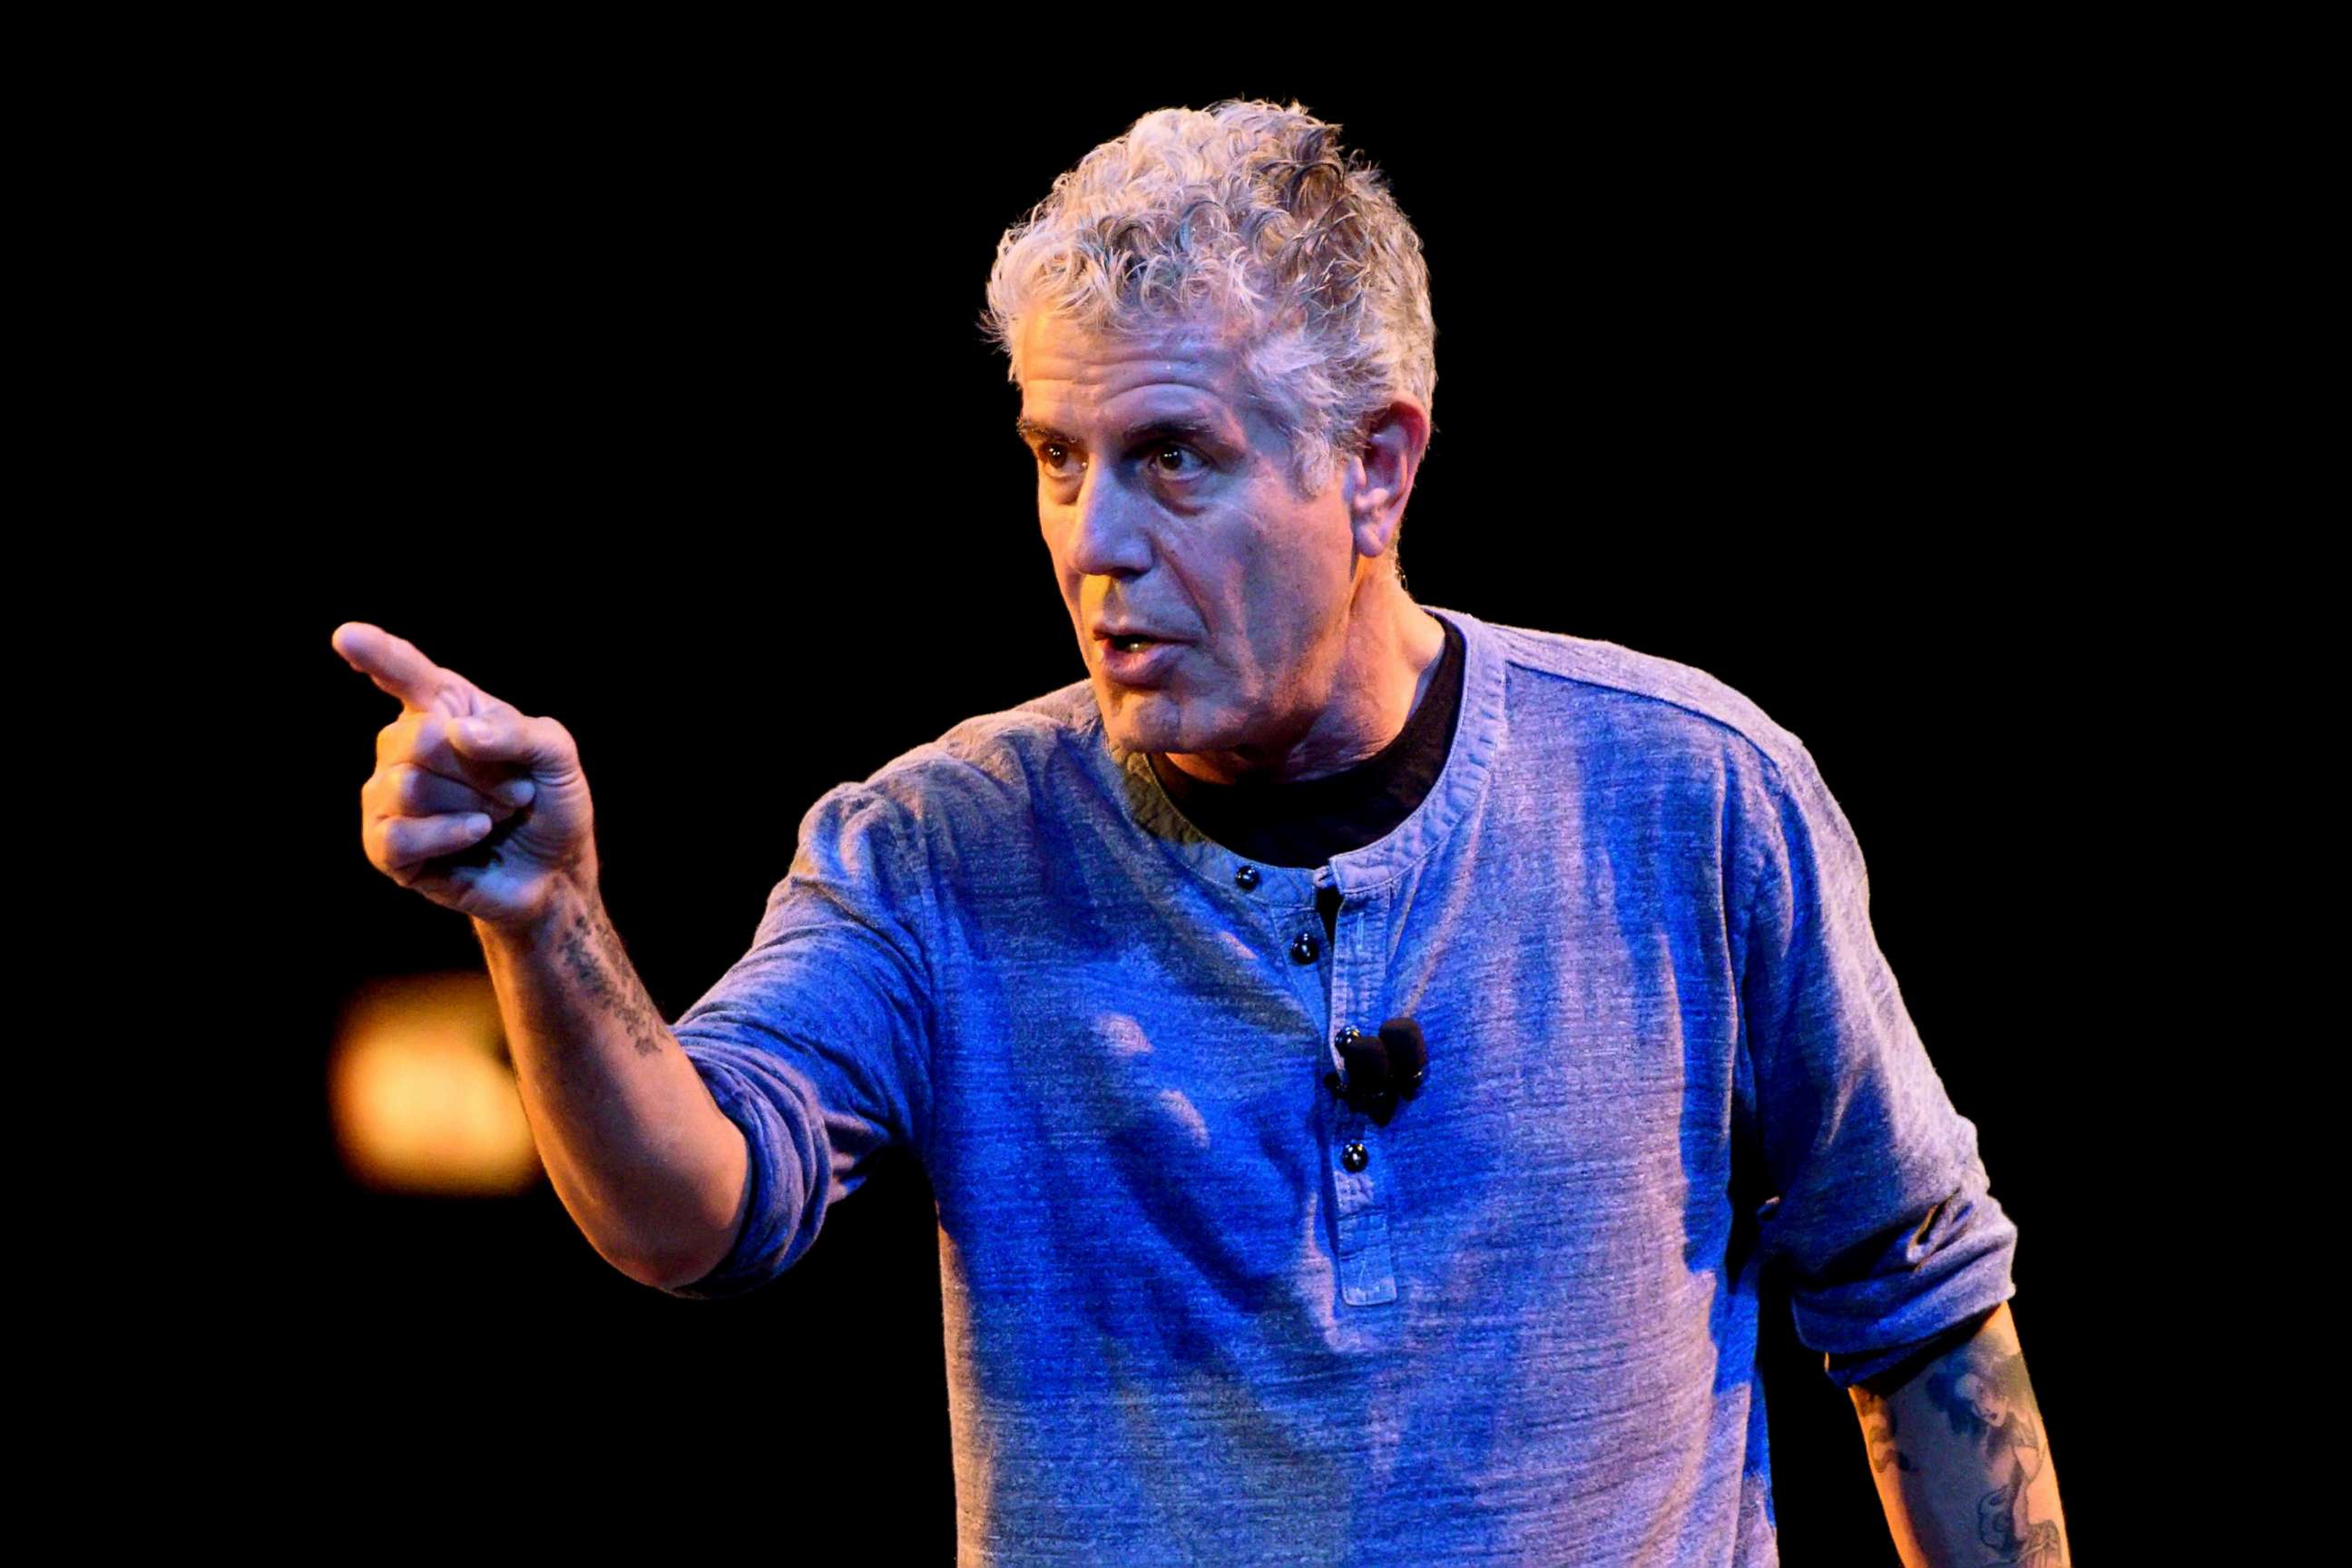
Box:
401 772 436 813
411 718 459 772
360 770 397 820
381 816 436 867
377 714 421 764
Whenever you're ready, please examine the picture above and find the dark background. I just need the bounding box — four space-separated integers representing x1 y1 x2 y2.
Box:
174 59 2155 1560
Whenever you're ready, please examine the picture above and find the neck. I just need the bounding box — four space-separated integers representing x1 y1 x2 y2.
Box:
1161 574 1446 788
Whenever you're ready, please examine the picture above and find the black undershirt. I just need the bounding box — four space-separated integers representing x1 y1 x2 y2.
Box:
1148 614 1465 941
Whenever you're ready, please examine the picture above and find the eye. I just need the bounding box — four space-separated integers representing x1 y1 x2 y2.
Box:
1146 442 1202 478
1037 440 1083 479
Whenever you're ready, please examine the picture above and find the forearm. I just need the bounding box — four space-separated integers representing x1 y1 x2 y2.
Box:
475 864 750 1289
1849 1301 2070 1567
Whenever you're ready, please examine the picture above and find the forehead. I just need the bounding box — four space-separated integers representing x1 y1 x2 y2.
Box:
1014 313 1253 430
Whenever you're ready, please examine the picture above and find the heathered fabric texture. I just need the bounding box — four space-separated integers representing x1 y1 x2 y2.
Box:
663 605 2018 1565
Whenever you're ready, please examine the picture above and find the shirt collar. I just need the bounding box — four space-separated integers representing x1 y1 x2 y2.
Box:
1104 604 1510 901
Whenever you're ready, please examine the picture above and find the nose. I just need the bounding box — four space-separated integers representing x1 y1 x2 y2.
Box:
1064 463 1152 580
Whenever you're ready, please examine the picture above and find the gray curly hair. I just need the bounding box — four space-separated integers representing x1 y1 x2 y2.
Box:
984 100 1436 503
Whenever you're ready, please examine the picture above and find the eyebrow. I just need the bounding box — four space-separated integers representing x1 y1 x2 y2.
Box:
1014 414 1230 450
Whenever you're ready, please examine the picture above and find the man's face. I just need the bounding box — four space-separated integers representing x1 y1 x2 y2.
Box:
1015 311 1373 777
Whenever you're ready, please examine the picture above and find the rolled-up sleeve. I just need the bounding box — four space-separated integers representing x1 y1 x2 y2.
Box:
660 782 939 1301
1732 739 2018 1387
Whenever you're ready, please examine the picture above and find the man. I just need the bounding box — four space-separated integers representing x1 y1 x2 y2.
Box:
336 101 2066 1564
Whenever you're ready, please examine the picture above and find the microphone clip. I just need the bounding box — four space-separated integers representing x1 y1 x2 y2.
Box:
1324 1017 1427 1129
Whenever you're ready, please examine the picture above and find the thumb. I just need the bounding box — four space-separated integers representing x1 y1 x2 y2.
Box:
447 711 575 776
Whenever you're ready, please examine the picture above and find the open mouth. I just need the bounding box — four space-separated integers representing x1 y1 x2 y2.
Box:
1096 634 1181 685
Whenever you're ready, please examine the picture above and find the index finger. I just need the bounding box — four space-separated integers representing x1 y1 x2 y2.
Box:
331 622 462 713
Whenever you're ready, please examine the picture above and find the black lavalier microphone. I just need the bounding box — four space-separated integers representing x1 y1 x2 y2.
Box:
1325 1016 1427 1127
1378 1018 1427 1097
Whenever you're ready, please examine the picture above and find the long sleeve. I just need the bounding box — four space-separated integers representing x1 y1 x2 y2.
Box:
1730 738 2019 1386
660 781 941 1300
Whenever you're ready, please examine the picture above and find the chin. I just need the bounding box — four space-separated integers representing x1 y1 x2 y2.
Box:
1093 681 1191 755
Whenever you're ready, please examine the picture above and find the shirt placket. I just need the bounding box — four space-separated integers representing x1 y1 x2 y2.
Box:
1312 863 1397 1308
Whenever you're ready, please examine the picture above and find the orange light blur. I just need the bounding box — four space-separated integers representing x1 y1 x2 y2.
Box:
328 972 542 1194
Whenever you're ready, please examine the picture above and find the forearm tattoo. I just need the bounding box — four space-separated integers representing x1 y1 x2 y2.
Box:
1852 1310 2065 1568
554 902 670 1059
1852 1386 1914 1475
1919 1341 2063 1568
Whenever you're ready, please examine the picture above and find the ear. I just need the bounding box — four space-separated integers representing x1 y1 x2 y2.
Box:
1343 399 1432 562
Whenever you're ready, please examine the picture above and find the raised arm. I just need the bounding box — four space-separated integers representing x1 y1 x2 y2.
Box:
332 622 749 1289
1848 1301 2071 1567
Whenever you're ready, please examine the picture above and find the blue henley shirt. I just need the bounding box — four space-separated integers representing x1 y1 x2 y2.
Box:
663 604 2019 1565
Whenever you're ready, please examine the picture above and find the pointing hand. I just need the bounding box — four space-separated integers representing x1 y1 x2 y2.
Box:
333 621 598 929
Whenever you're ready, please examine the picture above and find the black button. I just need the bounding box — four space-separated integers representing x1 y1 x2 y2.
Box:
1289 931 1320 964
1336 1025 1362 1048
1341 1142 1369 1172
1234 864 1260 891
